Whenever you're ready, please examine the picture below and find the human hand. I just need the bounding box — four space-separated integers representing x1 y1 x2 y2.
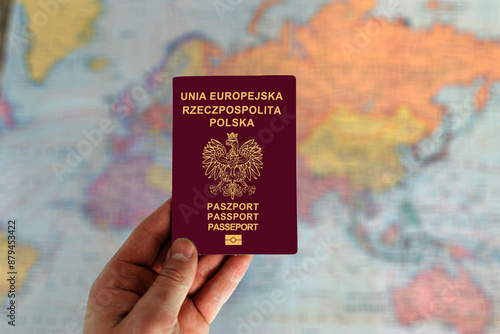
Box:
83 198 252 333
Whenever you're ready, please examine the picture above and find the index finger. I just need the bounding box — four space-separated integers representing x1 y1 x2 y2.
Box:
113 198 172 267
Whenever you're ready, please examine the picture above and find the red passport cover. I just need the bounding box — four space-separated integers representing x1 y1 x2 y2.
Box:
172 75 297 254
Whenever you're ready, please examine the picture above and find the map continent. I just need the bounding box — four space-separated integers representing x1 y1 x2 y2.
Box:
17 0 102 82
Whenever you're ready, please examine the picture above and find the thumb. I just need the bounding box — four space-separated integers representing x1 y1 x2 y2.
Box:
123 238 198 332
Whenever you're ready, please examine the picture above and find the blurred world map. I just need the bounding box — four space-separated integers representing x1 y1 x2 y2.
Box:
1 0 500 333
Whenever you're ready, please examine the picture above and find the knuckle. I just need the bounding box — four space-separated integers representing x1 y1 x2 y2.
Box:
159 266 186 285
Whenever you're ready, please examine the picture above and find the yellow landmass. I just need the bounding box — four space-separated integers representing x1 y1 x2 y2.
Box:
18 0 102 82
147 164 172 194
0 232 39 299
88 57 108 72
299 106 428 190
163 39 214 77
159 38 221 100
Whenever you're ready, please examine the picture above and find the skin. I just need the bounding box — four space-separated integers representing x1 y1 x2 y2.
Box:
83 198 253 333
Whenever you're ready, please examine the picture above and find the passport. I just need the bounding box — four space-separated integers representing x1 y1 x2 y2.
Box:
172 75 297 255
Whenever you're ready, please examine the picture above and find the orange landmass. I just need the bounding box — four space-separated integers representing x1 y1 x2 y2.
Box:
247 0 284 36
427 0 454 11
475 81 491 111
206 0 500 141
393 267 491 334
427 0 439 10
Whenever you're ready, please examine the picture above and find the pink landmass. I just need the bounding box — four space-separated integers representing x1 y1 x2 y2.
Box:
111 90 136 117
86 156 168 229
0 94 15 128
393 267 491 334
109 105 151 156
144 103 172 132
111 137 134 155
354 225 375 253
297 158 353 223
380 224 400 246
448 244 474 261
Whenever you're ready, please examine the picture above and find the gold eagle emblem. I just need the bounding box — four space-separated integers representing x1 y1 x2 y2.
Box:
202 133 263 200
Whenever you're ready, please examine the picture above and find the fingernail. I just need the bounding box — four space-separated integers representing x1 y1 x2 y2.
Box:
170 238 194 261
